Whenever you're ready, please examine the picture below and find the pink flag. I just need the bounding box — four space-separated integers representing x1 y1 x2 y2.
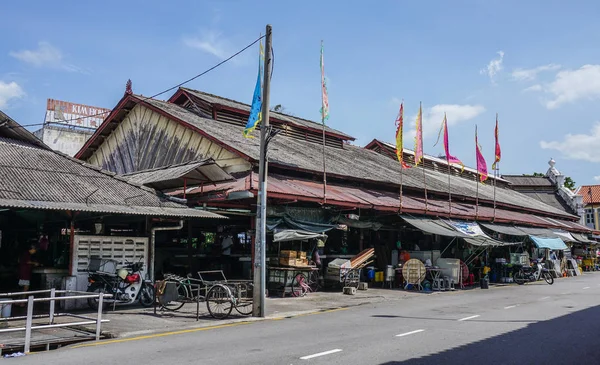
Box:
435 113 464 171
475 125 488 183
414 103 423 166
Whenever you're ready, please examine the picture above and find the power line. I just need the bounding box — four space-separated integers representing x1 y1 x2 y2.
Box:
6 34 266 130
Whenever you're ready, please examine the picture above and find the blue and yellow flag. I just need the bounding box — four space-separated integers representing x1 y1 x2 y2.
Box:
243 42 264 138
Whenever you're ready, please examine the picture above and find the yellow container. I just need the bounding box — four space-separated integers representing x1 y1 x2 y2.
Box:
375 271 384 282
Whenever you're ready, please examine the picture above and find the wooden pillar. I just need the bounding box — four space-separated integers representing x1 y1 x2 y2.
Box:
250 217 256 275
359 228 364 252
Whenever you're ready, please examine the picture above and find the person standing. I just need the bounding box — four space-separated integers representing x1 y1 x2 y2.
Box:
18 243 39 303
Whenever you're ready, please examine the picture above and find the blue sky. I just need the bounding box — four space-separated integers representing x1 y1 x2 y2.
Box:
2 0 600 186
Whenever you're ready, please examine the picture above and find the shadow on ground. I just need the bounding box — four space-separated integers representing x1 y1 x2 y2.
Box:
380 304 600 365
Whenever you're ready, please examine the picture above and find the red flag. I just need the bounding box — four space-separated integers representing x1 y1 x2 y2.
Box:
492 114 501 170
395 103 411 169
475 125 488 183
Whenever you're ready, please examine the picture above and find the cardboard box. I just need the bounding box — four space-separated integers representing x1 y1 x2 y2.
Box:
280 250 297 258
279 257 296 266
298 251 307 260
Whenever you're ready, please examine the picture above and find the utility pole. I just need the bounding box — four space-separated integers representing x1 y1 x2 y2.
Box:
253 24 272 317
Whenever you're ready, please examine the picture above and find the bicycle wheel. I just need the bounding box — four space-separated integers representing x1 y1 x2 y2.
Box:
291 273 309 297
514 271 525 285
543 272 554 285
234 282 254 316
308 270 320 292
160 281 188 311
206 284 233 319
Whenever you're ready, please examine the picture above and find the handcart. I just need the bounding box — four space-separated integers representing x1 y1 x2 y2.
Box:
155 270 253 320
325 248 374 289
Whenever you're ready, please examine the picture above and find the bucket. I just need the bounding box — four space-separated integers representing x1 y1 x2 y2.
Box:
0 298 12 318
480 278 489 289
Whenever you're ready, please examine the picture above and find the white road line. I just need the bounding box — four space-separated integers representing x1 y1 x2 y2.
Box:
504 305 517 309
300 349 342 360
396 329 425 337
583 287 590 290
540 296 550 300
458 315 480 321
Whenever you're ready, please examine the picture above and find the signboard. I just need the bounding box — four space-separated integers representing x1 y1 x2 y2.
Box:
45 99 111 129
445 220 487 237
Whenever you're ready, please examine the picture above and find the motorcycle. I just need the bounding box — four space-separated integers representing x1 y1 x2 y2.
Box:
514 258 554 285
86 260 155 309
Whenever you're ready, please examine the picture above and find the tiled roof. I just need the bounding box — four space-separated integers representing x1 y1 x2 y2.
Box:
577 185 600 204
0 113 225 219
138 98 577 220
502 175 553 187
180 88 355 140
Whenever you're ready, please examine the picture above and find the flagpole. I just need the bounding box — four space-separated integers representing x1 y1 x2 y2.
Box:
492 112 499 221
399 155 404 212
420 102 428 212
475 125 479 219
320 40 328 204
493 163 498 220
447 155 452 216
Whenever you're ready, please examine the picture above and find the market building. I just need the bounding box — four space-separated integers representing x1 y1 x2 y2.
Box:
0 109 225 298
74 87 596 292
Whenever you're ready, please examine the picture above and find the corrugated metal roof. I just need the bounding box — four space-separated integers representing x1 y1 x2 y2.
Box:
503 175 553 187
0 123 224 219
510 191 574 215
181 88 354 140
135 98 577 220
123 159 233 190
185 173 588 231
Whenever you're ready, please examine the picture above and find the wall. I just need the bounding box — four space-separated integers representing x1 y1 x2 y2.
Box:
34 125 94 157
86 104 251 174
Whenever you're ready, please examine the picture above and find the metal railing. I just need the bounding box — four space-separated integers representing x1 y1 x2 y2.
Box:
0 289 111 353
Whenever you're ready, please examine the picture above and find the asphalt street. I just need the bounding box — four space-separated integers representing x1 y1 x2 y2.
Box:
12 273 600 364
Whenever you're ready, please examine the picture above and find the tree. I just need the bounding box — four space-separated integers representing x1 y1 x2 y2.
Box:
273 104 285 113
564 176 576 190
522 172 545 177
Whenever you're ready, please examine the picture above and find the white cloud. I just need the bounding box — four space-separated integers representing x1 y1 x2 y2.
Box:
184 31 232 60
543 65 600 109
9 42 85 73
511 64 561 81
406 104 486 141
0 81 25 108
523 84 542 92
594 176 600 182
540 123 600 162
480 51 504 84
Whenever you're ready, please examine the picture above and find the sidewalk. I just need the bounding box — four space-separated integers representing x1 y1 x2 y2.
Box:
86 288 426 338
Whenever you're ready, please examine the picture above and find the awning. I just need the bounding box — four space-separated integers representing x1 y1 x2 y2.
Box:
444 220 510 246
529 235 568 250
479 223 527 236
571 233 597 244
273 229 327 242
517 226 559 238
402 216 467 237
553 230 577 243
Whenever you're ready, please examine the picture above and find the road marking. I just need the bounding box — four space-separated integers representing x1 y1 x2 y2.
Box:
458 315 480 321
300 349 342 360
583 287 590 290
396 329 425 337
71 322 252 348
540 296 550 300
504 305 517 309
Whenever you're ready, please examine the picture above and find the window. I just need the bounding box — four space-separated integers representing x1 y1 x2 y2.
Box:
586 209 594 225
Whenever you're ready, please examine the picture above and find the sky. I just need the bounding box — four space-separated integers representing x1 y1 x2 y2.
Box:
2 0 600 186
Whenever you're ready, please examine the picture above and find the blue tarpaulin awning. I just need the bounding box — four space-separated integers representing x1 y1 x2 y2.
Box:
529 235 568 250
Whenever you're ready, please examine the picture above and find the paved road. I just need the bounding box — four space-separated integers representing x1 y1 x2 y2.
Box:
12 273 600 364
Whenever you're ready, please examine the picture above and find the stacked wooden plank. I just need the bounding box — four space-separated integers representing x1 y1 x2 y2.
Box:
350 248 375 269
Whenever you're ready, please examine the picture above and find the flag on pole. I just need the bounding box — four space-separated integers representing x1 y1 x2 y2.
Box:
414 103 424 166
320 41 329 123
243 42 264 138
475 125 488 183
395 102 411 169
492 114 501 170
435 113 464 171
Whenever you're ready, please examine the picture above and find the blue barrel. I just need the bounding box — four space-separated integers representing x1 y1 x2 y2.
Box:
367 269 375 280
